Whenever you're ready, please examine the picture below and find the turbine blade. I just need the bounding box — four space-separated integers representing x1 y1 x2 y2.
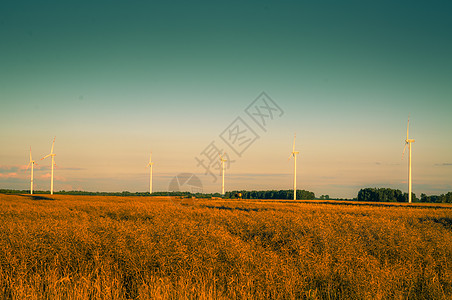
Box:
402 143 407 160
51 137 55 154
149 152 152 164
29 147 32 162
41 154 50 160
26 162 31 170
292 134 296 152
406 117 410 140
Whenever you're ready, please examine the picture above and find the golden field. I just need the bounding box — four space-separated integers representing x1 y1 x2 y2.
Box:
0 194 451 299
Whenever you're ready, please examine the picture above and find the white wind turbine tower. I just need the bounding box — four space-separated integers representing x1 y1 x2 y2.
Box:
219 153 227 196
147 152 154 194
41 137 56 195
402 117 415 203
289 134 299 200
26 147 36 194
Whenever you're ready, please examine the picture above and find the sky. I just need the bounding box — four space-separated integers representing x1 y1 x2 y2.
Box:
1 1 451 198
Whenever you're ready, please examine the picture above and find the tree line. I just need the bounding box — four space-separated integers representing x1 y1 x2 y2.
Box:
357 188 452 203
357 188 409 202
224 189 315 200
2 188 451 203
0 189 220 198
0 189 316 200
420 193 452 203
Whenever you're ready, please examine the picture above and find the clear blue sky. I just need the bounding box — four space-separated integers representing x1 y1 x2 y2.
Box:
1 1 451 198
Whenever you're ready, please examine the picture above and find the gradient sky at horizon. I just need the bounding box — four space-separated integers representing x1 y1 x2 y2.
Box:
1 1 451 198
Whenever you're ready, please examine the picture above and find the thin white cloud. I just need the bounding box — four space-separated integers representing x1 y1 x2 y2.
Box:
434 163 452 166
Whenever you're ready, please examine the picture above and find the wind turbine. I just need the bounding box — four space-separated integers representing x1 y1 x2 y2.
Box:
289 134 299 200
402 117 415 203
147 152 154 194
41 137 56 195
219 153 227 196
26 147 36 194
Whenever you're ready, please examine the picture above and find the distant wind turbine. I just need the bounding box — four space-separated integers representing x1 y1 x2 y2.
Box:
26 146 36 194
41 137 56 195
147 152 154 194
289 134 299 200
402 117 415 203
219 153 227 195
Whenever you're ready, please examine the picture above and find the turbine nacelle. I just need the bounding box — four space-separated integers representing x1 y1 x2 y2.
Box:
26 161 36 170
26 147 36 170
219 153 227 162
289 134 300 160
147 152 154 167
27 146 36 195
402 116 415 203
41 137 57 161
290 133 299 201
41 137 56 195
402 117 415 160
219 152 227 195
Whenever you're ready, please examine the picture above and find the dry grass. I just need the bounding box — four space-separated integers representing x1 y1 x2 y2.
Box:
0 194 451 299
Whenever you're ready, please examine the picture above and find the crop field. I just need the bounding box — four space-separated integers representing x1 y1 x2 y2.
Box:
0 194 451 299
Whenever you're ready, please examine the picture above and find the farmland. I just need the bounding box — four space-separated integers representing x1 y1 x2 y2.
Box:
0 194 451 299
